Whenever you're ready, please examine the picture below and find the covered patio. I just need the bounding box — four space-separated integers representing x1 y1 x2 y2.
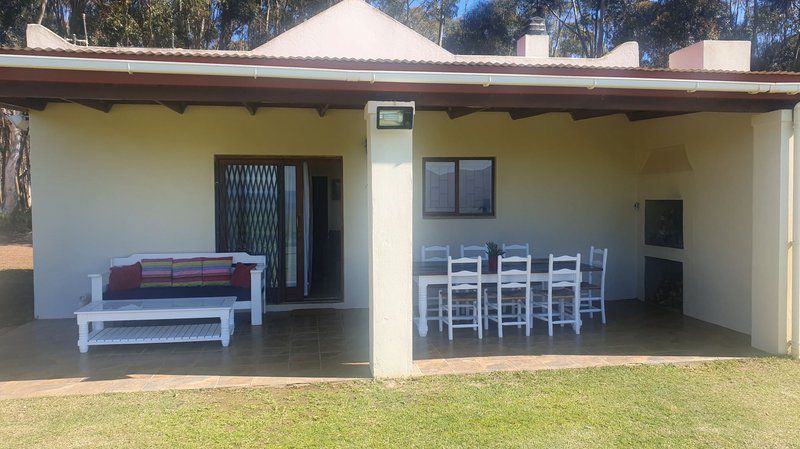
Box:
1 17 799 380
0 300 763 399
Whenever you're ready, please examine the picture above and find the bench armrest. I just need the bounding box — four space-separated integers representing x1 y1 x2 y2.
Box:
88 274 104 303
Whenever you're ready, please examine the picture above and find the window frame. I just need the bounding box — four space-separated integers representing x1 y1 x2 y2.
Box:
422 156 496 218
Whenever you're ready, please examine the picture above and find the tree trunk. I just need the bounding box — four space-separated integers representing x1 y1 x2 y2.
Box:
437 0 445 46
1 114 26 216
36 0 47 24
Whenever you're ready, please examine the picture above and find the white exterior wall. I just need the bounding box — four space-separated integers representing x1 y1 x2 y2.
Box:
412 112 639 301
30 105 369 318
631 113 756 335
30 105 774 348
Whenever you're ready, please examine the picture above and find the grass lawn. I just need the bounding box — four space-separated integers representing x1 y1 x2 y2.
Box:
2 358 799 448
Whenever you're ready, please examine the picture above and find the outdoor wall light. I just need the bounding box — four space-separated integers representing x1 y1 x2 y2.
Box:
377 106 414 129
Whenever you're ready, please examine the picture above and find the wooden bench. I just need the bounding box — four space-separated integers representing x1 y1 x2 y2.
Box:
89 252 265 326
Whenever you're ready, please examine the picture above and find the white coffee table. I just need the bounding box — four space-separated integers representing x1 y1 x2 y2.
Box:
74 297 236 353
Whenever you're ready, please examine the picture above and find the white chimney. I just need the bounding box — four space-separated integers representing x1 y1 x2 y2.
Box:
668 40 751 71
516 17 549 58
26 24 76 49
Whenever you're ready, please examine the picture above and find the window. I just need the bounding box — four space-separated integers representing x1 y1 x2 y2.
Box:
423 157 494 217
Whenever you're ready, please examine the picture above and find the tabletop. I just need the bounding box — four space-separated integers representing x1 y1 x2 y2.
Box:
75 297 237 314
413 259 601 276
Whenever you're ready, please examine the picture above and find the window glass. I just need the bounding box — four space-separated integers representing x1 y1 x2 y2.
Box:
458 159 493 215
424 161 456 214
423 158 494 217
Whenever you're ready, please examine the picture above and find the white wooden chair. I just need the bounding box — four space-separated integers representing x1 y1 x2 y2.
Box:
420 245 450 324
502 243 530 258
438 256 483 340
581 246 608 323
460 244 487 260
531 254 582 336
484 255 532 337
422 245 450 262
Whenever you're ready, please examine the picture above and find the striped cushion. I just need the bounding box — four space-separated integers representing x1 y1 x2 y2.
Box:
140 258 173 288
202 256 233 286
172 258 204 287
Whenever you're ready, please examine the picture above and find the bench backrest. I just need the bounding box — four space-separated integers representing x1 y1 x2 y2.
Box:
111 252 266 268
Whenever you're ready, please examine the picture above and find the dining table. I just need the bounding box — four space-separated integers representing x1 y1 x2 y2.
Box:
413 259 602 336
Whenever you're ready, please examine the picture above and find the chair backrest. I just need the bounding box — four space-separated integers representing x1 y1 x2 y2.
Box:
588 246 608 290
497 255 532 295
422 245 450 262
460 244 487 260
547 253 581 296
447 256 481 295
502 243 530 258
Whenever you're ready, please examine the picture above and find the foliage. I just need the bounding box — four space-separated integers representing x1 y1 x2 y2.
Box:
1 359 800 447
1 0 799 70
485 241 505 257
0 208 32 233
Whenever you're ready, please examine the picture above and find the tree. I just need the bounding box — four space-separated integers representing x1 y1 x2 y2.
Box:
0 110 30 216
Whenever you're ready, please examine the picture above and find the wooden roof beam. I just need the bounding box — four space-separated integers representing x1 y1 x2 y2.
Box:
508 109 554 120
0 98 47 112
243 102 259 115
570 110 620 121
3 82 788 113
156 101 187 114
446 107 487 119
625 111 694 122
63 99 112 113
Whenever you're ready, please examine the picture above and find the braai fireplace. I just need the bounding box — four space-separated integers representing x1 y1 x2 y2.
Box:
645 257 683 312
645 199 683 249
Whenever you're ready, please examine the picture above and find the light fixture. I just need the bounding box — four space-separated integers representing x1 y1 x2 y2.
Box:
377 106 413 129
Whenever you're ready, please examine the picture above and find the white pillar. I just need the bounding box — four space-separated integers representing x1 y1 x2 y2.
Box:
793 104 800 359
365 101 415 377
751 110 792 354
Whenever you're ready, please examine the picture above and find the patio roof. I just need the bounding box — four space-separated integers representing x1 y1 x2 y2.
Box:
0 45 799 118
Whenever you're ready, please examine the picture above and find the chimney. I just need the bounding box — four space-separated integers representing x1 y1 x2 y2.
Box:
668 40 751 71
516 16 549 58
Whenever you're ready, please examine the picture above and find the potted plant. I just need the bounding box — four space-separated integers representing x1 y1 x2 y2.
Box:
486 242 504 272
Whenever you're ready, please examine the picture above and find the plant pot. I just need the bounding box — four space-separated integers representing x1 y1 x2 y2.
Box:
488 256 498 273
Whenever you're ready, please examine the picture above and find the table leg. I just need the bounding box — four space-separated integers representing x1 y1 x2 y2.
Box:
229 308 235 335
220 313 231 347
417 280 429 337
77 317 89 353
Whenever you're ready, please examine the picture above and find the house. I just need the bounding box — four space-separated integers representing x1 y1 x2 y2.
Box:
1 0 799 378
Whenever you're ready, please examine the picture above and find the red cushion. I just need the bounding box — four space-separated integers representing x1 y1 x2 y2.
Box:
231 263 255 289
108 263 142 292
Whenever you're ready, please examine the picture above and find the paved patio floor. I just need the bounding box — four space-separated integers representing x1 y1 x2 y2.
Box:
0 300 764 399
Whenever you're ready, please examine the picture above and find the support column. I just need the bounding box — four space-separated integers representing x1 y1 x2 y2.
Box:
365 101 415 377
751 110 792 354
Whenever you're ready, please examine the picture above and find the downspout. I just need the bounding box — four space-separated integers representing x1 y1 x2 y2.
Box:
793 102 800 359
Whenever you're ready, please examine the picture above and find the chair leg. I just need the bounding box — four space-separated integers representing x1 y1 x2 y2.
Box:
447 305 453 341
525 297 531 337
547 308 554 337
438 291 443 332
600 297 606 324
497 298 503 338
476 299 483 340
483 298 488 330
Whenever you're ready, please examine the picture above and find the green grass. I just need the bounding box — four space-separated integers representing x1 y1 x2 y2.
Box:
2 359 800 448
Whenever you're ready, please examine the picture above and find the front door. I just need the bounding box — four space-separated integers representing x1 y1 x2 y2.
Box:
215 157 304 303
